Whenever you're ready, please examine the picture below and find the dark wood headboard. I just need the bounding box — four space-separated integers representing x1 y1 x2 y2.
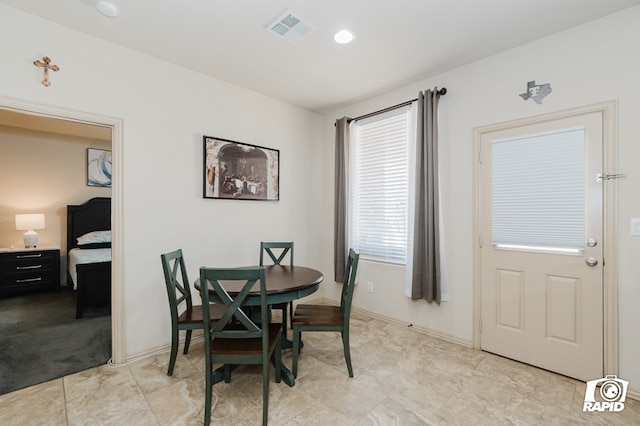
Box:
66 197 111 254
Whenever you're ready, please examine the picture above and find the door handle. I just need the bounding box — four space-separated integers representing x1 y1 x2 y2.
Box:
585 258 598 267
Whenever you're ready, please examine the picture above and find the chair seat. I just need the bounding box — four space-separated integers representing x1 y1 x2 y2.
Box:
179 303 226 325
211 323 282 355
292 304 345 327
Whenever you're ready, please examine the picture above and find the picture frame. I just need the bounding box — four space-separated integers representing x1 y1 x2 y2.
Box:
203 135 279 201
87 148 112 187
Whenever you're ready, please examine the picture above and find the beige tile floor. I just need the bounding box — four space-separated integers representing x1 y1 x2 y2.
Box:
1 311 639 425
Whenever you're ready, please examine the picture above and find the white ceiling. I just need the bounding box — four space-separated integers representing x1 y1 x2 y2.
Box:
2 0 639 114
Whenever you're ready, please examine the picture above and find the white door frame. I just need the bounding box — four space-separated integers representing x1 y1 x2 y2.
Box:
472 100 619 375
0 96 126 365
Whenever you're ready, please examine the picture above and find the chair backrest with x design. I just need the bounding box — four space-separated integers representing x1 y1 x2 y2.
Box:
161 249 193 325
259 241 294 266
340 248 360 313
259 241 295 331
203 268 267 341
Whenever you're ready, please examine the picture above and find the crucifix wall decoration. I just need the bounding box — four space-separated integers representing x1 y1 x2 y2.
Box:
33 56 60 87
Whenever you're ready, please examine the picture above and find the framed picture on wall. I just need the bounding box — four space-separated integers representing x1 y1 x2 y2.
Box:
203 135 279 201
87 148 112 187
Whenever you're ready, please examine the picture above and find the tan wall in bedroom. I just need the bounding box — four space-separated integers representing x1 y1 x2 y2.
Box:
0 124 111 282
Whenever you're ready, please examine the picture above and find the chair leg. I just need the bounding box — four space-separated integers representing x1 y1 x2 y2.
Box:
274 338 282 383
341 330 353 377
183 329 192 354
262 359 269 426
204 360 212 426
224 364 231 383
167 327 179 376
292 326 301 378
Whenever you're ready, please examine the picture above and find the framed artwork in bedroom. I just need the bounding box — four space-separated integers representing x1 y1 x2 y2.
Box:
203 135 279 201
87 148 112 187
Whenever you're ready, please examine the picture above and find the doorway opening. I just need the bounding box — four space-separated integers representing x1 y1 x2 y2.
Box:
0 97 124 369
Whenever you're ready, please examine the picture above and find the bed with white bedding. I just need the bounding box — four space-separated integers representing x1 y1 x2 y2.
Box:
66 197 111 318
68 247 111 290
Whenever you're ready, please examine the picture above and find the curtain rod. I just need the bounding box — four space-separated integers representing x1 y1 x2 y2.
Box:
346 87 447 123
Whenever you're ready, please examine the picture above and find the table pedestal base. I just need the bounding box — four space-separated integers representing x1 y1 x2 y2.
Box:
212 362 296 387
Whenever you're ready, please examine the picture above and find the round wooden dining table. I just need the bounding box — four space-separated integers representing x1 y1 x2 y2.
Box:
195 264 324 386
196 265 323 305
196 264 323 304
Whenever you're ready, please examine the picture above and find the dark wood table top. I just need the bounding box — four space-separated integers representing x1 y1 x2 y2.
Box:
195 265 324 304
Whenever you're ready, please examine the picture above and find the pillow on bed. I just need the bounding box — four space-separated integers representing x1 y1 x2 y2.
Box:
77 230 111 245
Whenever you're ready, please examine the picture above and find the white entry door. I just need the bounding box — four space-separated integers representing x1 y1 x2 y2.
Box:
478 110 604 381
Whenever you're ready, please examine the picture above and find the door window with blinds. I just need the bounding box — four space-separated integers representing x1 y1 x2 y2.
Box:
491 127 585 252
349 107 413 263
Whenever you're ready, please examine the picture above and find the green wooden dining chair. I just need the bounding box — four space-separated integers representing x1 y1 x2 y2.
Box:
160 249 225 376
260 241 294 330
199 266 282 426
292 248 359 378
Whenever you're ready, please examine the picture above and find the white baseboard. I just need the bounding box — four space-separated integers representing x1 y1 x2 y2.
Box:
303 298 472 348
116 330 205 366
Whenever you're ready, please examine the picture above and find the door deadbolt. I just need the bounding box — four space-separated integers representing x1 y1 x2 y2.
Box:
585 257 598 267
586 238 598 247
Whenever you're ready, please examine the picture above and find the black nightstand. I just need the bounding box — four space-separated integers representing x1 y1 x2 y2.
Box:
0 247 60 296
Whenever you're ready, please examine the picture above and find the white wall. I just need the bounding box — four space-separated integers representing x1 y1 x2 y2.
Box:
0 5 324 358
320 6 640 394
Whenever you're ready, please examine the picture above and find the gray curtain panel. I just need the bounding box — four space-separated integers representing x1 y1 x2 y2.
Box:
334 117 350 282
411 89 442 303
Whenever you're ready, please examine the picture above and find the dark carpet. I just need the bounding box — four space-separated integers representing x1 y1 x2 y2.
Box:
0 286 111 395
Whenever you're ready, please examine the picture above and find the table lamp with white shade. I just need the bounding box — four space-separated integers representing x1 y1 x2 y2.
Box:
15 213 45 248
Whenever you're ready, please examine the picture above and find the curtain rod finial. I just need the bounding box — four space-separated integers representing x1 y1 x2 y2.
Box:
437 87 447 96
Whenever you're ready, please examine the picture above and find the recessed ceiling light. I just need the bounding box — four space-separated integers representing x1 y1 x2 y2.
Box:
334 29 355 44
96 1 118 18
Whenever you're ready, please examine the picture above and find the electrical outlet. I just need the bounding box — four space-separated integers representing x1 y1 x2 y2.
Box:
367 281 374 293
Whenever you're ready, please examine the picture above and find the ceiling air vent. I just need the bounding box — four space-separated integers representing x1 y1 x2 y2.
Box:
266 10 315 43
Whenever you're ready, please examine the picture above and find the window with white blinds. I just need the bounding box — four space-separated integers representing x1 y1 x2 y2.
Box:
491 127 585 251
349 107 412 263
